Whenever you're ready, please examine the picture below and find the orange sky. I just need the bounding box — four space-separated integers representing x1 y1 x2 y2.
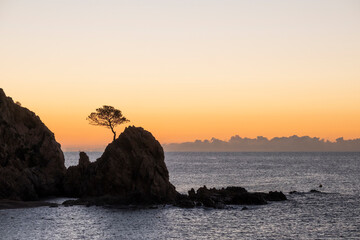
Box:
1 1 359 151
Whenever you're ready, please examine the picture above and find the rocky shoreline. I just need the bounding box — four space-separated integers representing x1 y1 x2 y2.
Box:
0 88 287 210
60 185 286 209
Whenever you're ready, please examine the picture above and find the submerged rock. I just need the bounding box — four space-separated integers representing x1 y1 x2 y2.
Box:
0 89 66 200
63 126 178 205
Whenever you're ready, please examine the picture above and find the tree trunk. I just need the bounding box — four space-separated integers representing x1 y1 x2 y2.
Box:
110 125 116 141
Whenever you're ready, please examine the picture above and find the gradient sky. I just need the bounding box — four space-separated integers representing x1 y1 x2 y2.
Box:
1 0 359 151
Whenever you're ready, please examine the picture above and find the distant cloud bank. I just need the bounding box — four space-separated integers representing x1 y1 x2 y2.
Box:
162 135 360 152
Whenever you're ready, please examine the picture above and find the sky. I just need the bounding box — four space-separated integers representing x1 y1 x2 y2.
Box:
1 0 359 151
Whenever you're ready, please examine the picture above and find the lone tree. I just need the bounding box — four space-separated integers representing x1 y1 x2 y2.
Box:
87 105 130 141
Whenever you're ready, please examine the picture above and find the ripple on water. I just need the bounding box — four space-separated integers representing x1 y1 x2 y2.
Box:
0 152 359 239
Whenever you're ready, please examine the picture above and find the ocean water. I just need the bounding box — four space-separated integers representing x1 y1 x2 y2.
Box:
1 152 359 239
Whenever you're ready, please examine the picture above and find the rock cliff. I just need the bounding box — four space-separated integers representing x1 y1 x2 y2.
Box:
63 126 178 204
0 89 66 200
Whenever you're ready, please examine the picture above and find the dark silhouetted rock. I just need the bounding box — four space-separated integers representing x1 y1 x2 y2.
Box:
231 192 267 205
174 194 195 208
78 152 90 167
63 127 178 205
264 191 287 201
188 188 196 199
0 89 66 201
0 88 288 210
62 152 94 198
176 186 287 208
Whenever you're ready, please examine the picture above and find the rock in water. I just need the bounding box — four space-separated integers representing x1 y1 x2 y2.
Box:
175 186 287 208
0 89 66 200
64 127 178 205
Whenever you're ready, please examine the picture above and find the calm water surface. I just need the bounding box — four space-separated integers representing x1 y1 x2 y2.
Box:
1 152 359 239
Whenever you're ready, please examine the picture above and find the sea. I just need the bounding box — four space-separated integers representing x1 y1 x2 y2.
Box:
0 152 359 239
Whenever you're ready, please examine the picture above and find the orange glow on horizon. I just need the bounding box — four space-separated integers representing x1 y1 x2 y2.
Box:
1 1 359 151
34 104 360 151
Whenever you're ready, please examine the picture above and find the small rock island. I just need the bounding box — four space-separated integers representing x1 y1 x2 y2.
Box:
63 126 178 205
0 88 286 209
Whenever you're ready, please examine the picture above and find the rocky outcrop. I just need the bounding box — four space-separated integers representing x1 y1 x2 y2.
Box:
175 186 287 209
62 152 93 198
63 126 178 205
0 89 66 200
0 88 287 209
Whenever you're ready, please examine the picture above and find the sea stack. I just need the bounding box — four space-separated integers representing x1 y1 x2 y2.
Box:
0 89 66 200
63 126 178 205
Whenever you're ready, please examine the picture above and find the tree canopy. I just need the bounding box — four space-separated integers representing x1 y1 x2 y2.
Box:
87 105 130 141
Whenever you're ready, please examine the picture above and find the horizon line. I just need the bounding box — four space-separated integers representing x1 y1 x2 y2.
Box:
162 134 360 145
60 134 360 152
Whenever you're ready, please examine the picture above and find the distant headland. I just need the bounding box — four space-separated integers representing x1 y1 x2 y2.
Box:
163 135 360 152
